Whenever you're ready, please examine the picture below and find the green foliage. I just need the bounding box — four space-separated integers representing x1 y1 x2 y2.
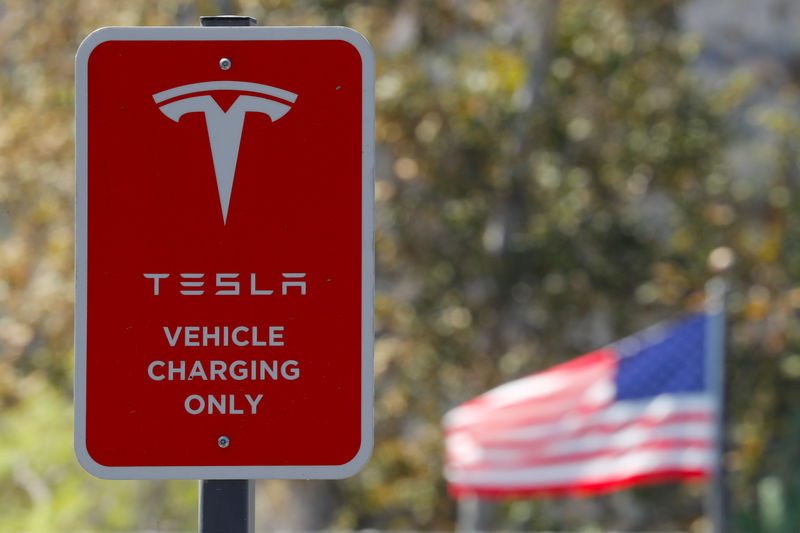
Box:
1 0 799 531
0 374 196 530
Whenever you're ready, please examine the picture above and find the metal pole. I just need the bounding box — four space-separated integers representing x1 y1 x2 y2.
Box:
705 276 728 533
199 480 255 533
194 15 257 533
456 496 496 532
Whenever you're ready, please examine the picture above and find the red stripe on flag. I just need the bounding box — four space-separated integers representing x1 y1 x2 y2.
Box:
447 469 710 500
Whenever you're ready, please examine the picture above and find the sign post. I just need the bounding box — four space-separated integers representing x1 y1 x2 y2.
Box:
74 16 374 497
192 17 261 533
199 479 254 533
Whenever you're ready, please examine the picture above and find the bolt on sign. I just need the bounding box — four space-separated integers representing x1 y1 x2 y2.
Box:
75 26 374 479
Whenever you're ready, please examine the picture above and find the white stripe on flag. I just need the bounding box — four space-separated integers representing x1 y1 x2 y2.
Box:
547 420 712 455
449 421 713 467
456 393 714 444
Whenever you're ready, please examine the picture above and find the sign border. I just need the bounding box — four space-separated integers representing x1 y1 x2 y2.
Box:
75 26 375 480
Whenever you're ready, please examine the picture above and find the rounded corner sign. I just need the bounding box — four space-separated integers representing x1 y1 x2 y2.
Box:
74 26 374 480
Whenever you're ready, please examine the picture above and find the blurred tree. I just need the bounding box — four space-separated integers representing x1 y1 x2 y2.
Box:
0 0 798 531
360 0 720 530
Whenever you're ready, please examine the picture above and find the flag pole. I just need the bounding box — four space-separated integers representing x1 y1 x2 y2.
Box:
705 248 732 533
456 495 496 532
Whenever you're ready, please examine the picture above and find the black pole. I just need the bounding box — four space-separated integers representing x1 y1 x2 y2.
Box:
199 480 254 533
195 15 257 533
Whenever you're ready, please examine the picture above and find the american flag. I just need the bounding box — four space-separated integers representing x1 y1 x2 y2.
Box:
444 314 717 498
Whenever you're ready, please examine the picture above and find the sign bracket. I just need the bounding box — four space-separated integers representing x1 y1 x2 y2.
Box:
199 15 256 27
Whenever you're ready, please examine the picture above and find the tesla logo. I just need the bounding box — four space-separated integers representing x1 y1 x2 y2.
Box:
153 81 298 223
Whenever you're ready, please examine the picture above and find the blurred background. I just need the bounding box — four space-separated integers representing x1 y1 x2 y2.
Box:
2 0 800 531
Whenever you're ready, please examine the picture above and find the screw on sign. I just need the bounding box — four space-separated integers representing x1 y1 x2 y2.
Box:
74 24 374 481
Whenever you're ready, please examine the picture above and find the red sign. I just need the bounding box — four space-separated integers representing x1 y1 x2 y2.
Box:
75 27 374 479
